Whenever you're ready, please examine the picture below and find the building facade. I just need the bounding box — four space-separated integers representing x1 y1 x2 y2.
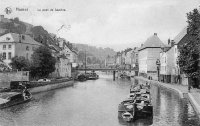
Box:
0 33 42 65
138 33 165 78
159 27 188 85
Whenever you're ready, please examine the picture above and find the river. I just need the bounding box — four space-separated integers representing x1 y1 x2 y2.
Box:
0 73 199 126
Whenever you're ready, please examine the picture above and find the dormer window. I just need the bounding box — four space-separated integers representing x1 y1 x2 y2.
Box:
6 37 10 41
26 46 29 51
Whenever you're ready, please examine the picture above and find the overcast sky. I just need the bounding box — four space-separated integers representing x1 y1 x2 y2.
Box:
0 0 200 51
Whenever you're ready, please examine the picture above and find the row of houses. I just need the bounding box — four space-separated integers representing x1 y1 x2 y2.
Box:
114 28 190 85
0 32 78 78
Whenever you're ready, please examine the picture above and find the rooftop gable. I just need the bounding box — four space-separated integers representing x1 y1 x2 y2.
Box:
173 27 187 44
139 33 165 51
0 33 42 46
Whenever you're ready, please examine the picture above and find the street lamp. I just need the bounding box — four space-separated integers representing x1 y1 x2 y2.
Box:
156 59 160 81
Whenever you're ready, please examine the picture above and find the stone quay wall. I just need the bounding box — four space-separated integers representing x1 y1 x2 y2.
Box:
0 71 29 87
29 80 74 94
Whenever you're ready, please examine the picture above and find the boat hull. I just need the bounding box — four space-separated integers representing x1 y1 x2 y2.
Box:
0 97 32 109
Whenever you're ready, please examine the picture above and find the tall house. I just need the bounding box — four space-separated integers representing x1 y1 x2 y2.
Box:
138 33 165 76
115 52 122 66
160 27 189 85
131 47 139 68
0 33 42 65
58 38 78 64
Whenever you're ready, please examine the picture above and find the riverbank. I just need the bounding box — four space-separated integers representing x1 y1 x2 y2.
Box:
0 78 74 94
134 76 200 119
29 80 74 94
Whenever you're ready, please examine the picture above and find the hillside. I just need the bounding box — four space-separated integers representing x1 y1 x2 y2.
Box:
73 43 116 62
0 16 116 65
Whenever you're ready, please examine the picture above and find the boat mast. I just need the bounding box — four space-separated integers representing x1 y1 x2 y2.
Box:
85 50 86 74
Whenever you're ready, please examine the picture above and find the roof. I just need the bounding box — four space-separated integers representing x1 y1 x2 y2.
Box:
133 47 139 52
0 33 42 45
124 48 132 54
139 33 165 51
173 27 187 44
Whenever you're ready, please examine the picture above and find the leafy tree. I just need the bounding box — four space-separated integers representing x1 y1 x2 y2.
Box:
10 56 30 70
13 17 20 23
87 57 92 64
78 51 85 62
178 8 200 87
0 53 3 61
30 46 56 78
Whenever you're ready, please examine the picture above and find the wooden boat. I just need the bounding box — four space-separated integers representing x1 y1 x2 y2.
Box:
77 74 87 82
134 99 153 117
118 82 153 121
0 90 32 109
121 112 134 122
85 72 99 80
120 73 130 79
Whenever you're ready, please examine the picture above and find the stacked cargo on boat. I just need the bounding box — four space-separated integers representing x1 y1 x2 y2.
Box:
118 82 153 122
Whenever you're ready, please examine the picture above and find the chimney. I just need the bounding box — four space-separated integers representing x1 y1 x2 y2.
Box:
141 44 143 47
187 27 189 34
168 38 170 45
0 15 4 22
154 33 157 36
171 40 174 47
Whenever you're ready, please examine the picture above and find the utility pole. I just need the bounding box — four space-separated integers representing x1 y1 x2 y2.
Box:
156 59 160 81
85 50 86 74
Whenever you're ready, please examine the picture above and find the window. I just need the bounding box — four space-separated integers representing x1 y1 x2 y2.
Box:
3 52 6 60
26 46 29 51
26 53 28 59
8 45 11 49
22 35 25 40
8 52 11 59
3 45 6 50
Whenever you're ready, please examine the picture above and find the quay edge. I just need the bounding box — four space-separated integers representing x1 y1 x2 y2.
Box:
134 76 200 119
28 80 74 94
134 76 184 98
186 93 200 117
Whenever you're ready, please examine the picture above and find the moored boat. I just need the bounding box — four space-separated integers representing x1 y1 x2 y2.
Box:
0 89 32 109
118 81 153 122
121 112 134 122
85 72 99 80
77 74 87 81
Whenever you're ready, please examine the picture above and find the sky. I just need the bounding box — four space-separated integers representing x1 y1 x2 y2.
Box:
0 0 200 51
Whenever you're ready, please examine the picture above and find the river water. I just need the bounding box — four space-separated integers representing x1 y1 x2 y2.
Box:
0 73 200 126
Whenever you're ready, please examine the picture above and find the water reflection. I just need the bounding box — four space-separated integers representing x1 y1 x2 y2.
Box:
0 74 199 126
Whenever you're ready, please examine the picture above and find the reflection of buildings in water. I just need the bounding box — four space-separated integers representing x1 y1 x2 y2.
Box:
163 90 176 123
151 85 161 116
118 114 153 126
134 79 138 85
179 99 199 125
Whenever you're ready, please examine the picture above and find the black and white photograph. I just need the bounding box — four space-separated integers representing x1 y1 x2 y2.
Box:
0 0 200 126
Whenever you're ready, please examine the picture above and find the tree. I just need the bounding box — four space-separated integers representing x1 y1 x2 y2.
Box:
10 56 30 70
30 46 56 78
13 17 20 23
78 51 85 62
87 57 92 64
177 8 200 87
